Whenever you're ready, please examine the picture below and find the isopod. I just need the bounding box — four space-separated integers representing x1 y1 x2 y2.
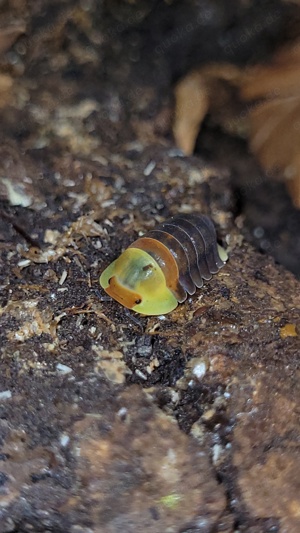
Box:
100 213 228 315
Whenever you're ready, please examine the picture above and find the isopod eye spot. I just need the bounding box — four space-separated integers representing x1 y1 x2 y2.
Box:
135 299 142 305
142 264 153 271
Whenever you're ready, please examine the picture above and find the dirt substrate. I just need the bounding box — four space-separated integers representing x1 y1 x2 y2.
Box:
1 136 300 533
0 1 300 532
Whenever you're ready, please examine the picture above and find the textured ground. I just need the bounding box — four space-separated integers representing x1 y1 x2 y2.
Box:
0 1 300 532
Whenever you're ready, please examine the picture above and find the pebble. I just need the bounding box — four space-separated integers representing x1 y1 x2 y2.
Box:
0 390 12 400
56 363 73 374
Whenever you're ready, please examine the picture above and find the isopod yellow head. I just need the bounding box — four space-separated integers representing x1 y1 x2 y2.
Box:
100 247 178 315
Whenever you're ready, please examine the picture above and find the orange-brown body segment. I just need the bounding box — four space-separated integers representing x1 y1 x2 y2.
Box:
129 236 184 300
105 276 142 308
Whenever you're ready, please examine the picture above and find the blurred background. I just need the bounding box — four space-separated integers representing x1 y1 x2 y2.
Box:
1 0 300 276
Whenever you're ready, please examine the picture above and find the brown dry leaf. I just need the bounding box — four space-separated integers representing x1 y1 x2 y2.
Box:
240 41 300 208
173 70 210 156
173 48 300 208
173 64 243 156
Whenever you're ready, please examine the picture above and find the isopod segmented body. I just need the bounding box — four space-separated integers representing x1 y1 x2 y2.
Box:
100 213 228 315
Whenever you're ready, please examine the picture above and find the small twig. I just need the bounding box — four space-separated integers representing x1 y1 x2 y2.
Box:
63 302 113 324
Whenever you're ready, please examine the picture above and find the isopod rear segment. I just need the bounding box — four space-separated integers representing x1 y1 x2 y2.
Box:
100 213 228 315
